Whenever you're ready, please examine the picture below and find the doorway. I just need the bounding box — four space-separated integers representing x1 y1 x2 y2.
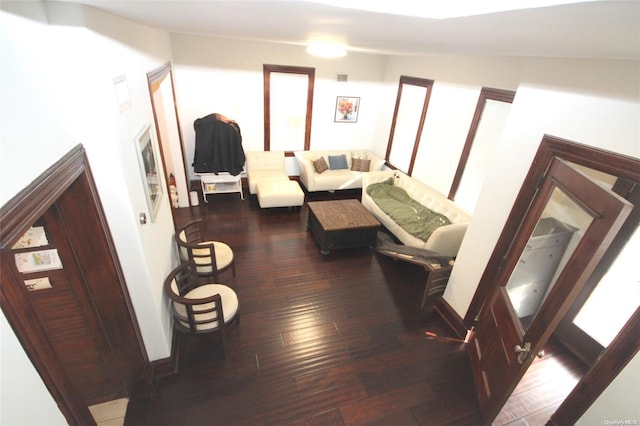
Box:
0 145 151 425
148 62 190 208
464 135 640 425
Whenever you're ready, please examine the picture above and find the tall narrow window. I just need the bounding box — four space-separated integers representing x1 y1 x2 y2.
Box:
448 87 515 212
385 76 433 175
263 64 314 154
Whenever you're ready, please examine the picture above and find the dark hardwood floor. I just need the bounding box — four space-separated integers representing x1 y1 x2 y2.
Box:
125 188 585 426
493 338 588 426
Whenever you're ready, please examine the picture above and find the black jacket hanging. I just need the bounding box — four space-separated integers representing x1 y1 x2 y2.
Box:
192 113 245 176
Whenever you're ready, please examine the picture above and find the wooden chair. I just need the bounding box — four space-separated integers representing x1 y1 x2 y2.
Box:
175 218 235 283
164 261 239 356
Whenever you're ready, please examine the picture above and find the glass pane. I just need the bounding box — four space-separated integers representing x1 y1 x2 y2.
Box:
270 72 308 152
506 186 593 331
573 226 640 346
455 100 511 213
388 83 427 173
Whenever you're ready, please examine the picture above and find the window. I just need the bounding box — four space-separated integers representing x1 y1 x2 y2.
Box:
263 64 315 155
385 76 433 175
448 87 515 211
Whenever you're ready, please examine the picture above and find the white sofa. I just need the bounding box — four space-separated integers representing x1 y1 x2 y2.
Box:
362 170 471 257
294 150 385 192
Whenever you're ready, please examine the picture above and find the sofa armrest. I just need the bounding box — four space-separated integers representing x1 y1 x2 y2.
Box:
294 151 315 191
424 222 469 258
367 153 386 172
362 170 395 189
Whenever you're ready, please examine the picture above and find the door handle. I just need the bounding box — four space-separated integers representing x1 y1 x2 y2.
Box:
514 342 544 364
514 342 531 364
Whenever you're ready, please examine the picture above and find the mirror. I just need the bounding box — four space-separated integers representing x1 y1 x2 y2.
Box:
506 187 588 331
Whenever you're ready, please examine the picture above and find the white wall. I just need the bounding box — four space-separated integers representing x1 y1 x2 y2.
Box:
1 2 177 423
170 34 388 180
577 352 640 425
380 55 525 196
1 312 68 426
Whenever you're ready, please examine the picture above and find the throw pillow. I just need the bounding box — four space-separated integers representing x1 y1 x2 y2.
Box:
313 157 329 174
329 154 349 170
351 158 371 172
328 154 349 170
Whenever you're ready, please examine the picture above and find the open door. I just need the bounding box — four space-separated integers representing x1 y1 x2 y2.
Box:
0 145 151 424
468 156 632 424
148 62 190 208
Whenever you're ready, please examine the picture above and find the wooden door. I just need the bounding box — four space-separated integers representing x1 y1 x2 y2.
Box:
468 157 632 424
0 145 151 424
10 206 125 404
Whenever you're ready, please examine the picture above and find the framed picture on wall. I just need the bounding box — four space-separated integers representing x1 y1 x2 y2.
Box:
334 96 359 123
135 124 163 222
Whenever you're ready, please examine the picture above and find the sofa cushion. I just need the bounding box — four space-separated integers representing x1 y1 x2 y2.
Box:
314 169 361 189
313 157 329 174
328 154 349 170
351 158 371 172
366 179 451 242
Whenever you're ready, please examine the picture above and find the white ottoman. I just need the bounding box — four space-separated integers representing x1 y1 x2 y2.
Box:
256 180 305 209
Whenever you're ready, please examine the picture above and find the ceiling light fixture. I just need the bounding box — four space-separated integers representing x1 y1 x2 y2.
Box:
307 42 347 58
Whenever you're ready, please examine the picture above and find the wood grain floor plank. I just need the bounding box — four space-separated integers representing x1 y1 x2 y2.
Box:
339 381 436 425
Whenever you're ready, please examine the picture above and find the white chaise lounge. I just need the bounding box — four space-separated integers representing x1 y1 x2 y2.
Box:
245 151 304 209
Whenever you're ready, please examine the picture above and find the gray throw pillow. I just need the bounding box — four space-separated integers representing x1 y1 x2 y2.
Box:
328 154 348 170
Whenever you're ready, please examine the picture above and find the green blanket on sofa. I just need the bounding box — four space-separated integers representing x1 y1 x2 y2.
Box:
366 178 451 242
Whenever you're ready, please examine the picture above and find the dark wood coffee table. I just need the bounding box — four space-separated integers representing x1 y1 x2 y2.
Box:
307 199 381 254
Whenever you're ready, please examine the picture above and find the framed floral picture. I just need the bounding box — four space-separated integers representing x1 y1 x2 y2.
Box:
334 96 359 123
135 124 163 222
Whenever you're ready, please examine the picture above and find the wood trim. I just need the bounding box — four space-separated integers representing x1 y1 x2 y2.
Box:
151 329 180 382
433 296 468 340
58 160 152 397
0 145 152 423
0 145 96 425
448 87 516 201
0 147 85 244
263 64 315 155
548 306 640 425
554 183 640 365
147 61 188 206
146 61 171 83
463 139 552 328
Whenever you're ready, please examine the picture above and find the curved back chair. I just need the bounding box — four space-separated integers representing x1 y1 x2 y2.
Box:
175 218 235 283
164 261 239 356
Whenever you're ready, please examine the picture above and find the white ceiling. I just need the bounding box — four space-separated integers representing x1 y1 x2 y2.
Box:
58 0 640 59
